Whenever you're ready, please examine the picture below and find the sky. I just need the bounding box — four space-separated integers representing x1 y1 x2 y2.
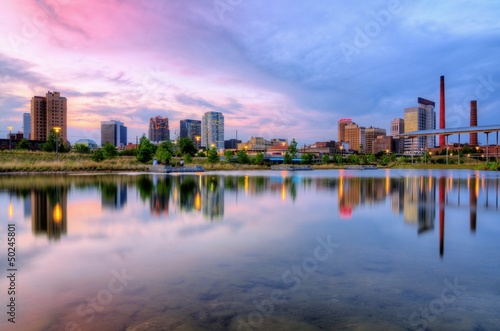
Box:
1 0 500 145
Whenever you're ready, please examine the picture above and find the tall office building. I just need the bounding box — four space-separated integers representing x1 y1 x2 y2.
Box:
101 120 127 147
404 98 436 153
31 91 67 141
148 116 169 142
23 113 31 139
344 122 366 152
391 118 405 154
201 112 224 150
365 127 386 154
338 118 353 142
180 119 201 147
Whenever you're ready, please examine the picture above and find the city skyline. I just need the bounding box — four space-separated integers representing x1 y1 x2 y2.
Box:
1 1 499 145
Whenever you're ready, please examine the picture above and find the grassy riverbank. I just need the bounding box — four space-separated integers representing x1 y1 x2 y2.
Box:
0 150 147 172
0 150 497 172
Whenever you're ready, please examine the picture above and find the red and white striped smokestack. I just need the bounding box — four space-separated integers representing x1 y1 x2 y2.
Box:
439 76 446 147
470 100 478 146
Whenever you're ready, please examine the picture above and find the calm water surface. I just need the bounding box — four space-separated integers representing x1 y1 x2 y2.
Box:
0 169 499 331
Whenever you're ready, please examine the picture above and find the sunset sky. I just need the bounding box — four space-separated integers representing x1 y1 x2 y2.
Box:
1 0 499 145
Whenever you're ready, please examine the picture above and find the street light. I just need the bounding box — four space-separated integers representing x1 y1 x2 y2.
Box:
7 126 13 150
53 127 61 161
195 136 200 149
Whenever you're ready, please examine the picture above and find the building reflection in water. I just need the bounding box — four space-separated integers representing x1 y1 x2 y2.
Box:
1 173 498 250
31 187 67 240
101 181 127 210
202 175 224 220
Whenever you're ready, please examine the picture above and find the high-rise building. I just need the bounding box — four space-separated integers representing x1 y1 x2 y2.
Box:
338 118 353 142
23 113 31 139
180 119 201 147
365 127 386 154
404 98 436 153
31 91 67 141
373 136 393 154
148 116 170 142
344 122 366 152
201 112 224 150
391 118 405 154
101 120 127 147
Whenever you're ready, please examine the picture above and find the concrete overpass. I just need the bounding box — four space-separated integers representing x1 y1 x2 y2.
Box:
397 124 500 162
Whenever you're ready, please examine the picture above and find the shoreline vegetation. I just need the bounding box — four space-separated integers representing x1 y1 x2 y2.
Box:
0 150 497 173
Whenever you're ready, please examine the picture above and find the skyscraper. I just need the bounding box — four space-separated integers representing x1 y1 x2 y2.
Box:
101 120 127 147
338 118 353 142
201 112 224 150
23 113 31 139
344 122 366 152
180 119 201 147
404 98 436 153
365 127 386 154
31 91 67 141
391 118 405 154
148 116 170 142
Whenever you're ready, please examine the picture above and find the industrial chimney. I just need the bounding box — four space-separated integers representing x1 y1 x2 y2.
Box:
439 76 446 147
470 100 478 146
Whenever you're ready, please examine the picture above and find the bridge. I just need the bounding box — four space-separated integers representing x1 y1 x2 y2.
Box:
398 124 500 162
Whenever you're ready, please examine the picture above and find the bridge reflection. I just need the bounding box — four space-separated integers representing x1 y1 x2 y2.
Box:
1 173 498 250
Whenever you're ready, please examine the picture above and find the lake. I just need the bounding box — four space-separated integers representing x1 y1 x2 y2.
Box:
0 169 499 331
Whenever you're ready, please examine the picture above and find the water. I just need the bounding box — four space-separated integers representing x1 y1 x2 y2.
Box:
0 169 499 331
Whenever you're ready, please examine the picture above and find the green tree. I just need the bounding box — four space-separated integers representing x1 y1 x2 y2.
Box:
321 154 330 164
74 143 91 154
155 141 173 164
254 152 265 165
184 153 193 164
91 148 105 162
207 147 219 163
102 141 118 159
40 129 62 152
16 138 30 150
368 154 376 163
336 154 344 164
284 152 292 164
390 153 397 162
288 139 298 158
197 151 206 157
346 154 360 164
62 141 72 153
237 150 250 164
178 137 197 156
120 148 137 156
301 153 313 164
380 154 389 166
224 150 234 162
137 135 157 163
